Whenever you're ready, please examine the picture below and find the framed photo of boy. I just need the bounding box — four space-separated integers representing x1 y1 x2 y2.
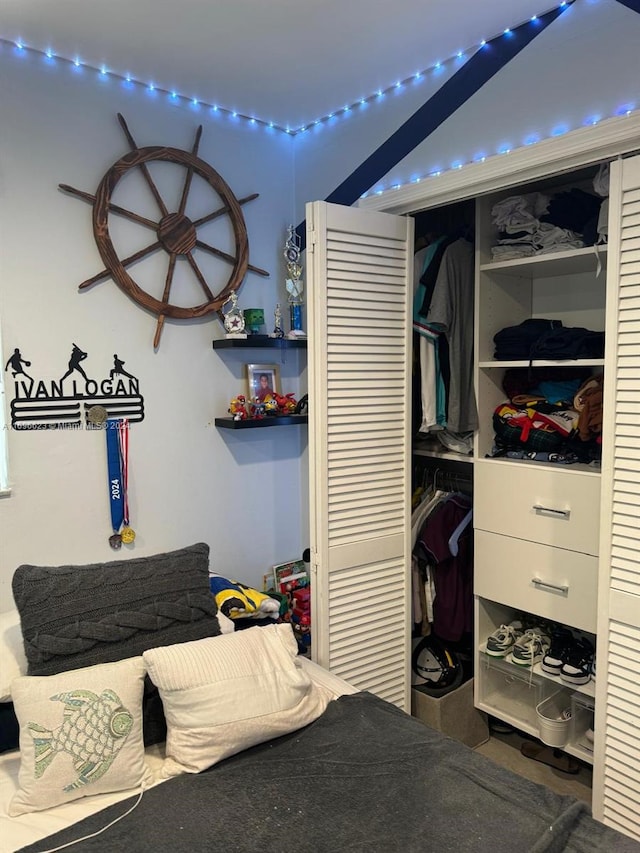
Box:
246 363 280 402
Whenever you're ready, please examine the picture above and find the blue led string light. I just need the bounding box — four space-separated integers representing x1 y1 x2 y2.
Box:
2 0 636 168
1 2 579 137
2 38 291 134
365 104 637 199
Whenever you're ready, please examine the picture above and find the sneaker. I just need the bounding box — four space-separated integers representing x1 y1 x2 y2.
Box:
590 654 596 682
560 638 594 686
541 626 575 676
510 628 550 667
486 621 523 657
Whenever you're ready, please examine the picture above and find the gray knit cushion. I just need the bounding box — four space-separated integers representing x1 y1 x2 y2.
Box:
12 543 221 678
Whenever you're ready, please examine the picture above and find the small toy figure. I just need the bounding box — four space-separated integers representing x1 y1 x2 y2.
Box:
249 397 266 418
274 392 297 414
228 394 249 420
264 397 279 416
292 612 311 650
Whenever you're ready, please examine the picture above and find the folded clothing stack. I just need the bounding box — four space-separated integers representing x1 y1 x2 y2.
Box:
490 187 603 260
493 319 605 362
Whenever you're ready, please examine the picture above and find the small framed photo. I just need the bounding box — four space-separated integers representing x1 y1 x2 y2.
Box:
246 363 280 402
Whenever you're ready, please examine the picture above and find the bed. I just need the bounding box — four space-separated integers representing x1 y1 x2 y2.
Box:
1 544 639 853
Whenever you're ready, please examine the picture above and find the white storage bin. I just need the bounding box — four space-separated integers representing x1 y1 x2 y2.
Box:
480 655 546 731
570 693 595 759
536 689 572 748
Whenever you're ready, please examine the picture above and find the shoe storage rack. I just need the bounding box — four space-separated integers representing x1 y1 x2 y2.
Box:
476 599 595 764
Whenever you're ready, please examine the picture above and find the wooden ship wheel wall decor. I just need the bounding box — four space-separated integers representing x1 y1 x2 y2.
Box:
60 114 269 348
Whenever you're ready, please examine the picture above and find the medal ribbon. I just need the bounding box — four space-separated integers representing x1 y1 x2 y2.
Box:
106 419 124 534
117 419 130 527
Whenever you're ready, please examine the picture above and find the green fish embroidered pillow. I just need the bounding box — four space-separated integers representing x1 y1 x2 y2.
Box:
9 657 152 815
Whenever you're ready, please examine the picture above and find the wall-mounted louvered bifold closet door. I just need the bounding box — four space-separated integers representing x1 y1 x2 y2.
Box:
593 153 640 842
306 201 413 711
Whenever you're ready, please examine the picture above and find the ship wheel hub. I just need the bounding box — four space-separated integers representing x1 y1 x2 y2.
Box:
157 212 197 254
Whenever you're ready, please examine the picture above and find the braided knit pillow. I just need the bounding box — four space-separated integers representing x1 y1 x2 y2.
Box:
12 543 221 678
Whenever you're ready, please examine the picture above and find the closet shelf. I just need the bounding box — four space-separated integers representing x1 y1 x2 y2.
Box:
478 358 605 369
212 336 307 350
414 441 473 463
476 456 601 477
215 415 308 429
480 245 607 279
479 646 595 699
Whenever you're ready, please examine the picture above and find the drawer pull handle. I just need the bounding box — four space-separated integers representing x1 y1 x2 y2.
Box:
532 504 571 519
531 577 569 594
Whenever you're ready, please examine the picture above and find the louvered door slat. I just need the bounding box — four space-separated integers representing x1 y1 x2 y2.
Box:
594 153 640 841
307 201 412 710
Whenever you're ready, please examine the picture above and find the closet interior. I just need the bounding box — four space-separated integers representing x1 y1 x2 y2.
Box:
409 165 608 778
410 200 479 727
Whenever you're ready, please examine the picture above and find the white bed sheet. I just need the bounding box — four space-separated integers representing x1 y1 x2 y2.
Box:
0 658 357 853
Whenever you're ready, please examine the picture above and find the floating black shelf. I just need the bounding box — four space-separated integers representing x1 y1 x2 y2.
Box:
212 336 307 350
215 415 308 430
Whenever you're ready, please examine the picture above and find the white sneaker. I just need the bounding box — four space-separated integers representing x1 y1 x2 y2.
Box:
486 621 523 657
510 628 550 667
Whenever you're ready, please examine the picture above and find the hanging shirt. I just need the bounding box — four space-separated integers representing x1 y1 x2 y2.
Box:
418 494 473 642
426 238 478 433
413 238 447 432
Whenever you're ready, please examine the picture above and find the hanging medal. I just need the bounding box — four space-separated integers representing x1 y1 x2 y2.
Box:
106 419 124 548
117 418 136 544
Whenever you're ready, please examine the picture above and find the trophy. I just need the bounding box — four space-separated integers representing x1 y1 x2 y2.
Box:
284 225 306 338
271 303 285 338
221 291 247 338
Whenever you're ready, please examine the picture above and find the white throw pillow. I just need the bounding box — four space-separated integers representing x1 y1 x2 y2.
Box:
9 657 152 816
0 609 28 702
143 623 332 778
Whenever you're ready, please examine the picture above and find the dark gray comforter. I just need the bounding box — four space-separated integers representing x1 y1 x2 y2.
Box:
19 692 640 853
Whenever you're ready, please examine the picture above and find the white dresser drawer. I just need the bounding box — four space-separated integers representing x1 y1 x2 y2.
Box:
474 461 600 556
475 530 598 633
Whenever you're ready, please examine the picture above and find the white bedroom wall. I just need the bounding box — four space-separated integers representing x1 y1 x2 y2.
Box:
293 0 640 221
0 48 303 610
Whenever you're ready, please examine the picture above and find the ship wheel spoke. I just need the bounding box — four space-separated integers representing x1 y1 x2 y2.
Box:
185 252 216 301
117 113 169 218
153 254 178 348
195 239 269 278
79 241 162 289
192 193 259 229
59 185 159 231
177 126 203 217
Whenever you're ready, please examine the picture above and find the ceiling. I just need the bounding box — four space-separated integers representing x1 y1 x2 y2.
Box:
2 0 563 132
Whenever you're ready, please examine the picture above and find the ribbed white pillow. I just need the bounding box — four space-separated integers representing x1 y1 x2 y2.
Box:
143 624 332 778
